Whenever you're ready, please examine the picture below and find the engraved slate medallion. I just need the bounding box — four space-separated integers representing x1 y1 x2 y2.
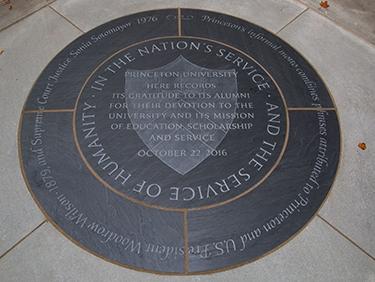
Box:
19 8 340 274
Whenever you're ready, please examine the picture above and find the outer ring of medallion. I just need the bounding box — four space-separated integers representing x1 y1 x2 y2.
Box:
72 35 290 212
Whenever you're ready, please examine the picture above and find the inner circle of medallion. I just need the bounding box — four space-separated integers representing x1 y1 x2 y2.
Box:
73 36 289 211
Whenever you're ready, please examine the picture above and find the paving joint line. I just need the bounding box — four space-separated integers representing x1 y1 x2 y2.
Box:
317 215 375 261
276 7 309 34
48 5 84 33
0 220 47 260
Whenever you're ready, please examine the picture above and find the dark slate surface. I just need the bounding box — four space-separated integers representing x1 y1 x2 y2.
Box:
19 8 341 274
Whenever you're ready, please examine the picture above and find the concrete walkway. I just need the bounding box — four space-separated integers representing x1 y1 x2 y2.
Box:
0 0 374 281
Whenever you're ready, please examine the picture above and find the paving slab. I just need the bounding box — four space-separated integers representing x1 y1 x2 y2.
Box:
50 0 306 33
299 0 375 45
0 0 55 31
0 6 81 256
279 9 375 258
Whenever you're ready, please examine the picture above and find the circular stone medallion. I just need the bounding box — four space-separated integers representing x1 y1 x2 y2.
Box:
19 8 340 274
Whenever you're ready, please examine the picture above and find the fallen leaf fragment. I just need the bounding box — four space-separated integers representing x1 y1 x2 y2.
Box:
320 1 329 9
0 49 4 55
358 142 367 150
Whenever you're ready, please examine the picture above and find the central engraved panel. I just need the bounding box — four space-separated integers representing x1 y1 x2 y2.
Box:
74 37 288 209
125 56 238 175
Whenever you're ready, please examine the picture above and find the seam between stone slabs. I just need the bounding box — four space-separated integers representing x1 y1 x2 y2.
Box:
317 215 375 262
0 0 57 33
0 220 47 260
276 6 309 34
48 5 85 33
